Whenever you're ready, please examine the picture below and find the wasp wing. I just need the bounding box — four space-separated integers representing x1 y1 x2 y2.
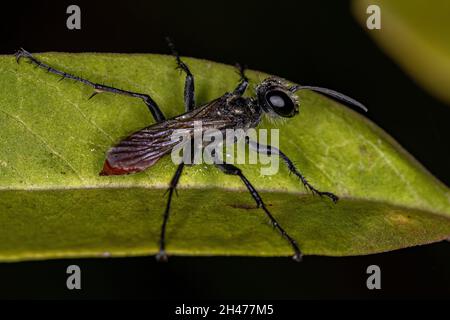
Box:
100 97 236 176
100 121 187 175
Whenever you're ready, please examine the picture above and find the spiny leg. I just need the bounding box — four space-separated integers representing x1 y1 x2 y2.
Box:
166 38 195 112
156 163 185 262
233 63 249 96
215 163 302 262
247 139 339 203
15 48 166 122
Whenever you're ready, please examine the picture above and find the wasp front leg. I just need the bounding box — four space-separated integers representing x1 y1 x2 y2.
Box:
247 139 339 203
233 63 249 96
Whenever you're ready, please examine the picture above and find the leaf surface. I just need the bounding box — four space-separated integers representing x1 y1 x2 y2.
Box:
0 53 449 261
352 0 450 104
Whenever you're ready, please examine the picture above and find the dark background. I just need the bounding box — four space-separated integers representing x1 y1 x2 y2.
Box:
1 0 449 299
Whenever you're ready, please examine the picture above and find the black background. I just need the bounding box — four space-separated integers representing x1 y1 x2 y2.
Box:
1 0 450 299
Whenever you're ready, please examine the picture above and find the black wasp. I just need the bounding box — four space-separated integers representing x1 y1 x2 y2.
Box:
15 39 366 262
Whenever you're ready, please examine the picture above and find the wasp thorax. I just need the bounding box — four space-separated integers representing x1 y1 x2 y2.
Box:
256 77 299 118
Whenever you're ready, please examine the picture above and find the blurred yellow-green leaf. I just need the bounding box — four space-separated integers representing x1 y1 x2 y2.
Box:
0 53 449 262
352 0 450 104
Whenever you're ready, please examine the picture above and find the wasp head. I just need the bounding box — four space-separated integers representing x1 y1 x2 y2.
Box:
256 77 299 118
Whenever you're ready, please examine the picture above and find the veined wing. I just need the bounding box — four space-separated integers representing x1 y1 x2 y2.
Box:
100 97 237 175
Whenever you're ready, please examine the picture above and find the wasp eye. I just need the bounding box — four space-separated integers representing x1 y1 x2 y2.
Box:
268 94 286 108
265 90 296 117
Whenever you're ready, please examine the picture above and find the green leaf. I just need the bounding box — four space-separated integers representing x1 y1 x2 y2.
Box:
0 53 449 262
352 0 450 104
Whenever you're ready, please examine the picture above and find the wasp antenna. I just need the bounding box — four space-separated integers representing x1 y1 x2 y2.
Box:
290 85 368 112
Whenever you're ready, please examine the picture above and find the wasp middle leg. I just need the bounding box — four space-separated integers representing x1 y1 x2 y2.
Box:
166 38 195 112
215 162 302 262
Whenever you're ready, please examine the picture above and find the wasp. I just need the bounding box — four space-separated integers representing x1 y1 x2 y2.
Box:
15 40 366 262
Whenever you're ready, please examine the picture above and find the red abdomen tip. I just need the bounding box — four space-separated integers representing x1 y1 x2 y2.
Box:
99 160 134 176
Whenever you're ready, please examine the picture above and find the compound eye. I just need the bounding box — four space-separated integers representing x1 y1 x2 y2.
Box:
265 90 296 117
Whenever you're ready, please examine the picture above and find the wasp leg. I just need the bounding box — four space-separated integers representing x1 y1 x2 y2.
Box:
156 163 185 262
166 38 195 112
215 162 302 262
15 48 166 123
247 139 339 203
233 63 249 96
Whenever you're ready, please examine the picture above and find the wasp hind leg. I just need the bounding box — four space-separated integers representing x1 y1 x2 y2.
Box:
15 48 166 123
215 162 303 262
156 163 185 262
